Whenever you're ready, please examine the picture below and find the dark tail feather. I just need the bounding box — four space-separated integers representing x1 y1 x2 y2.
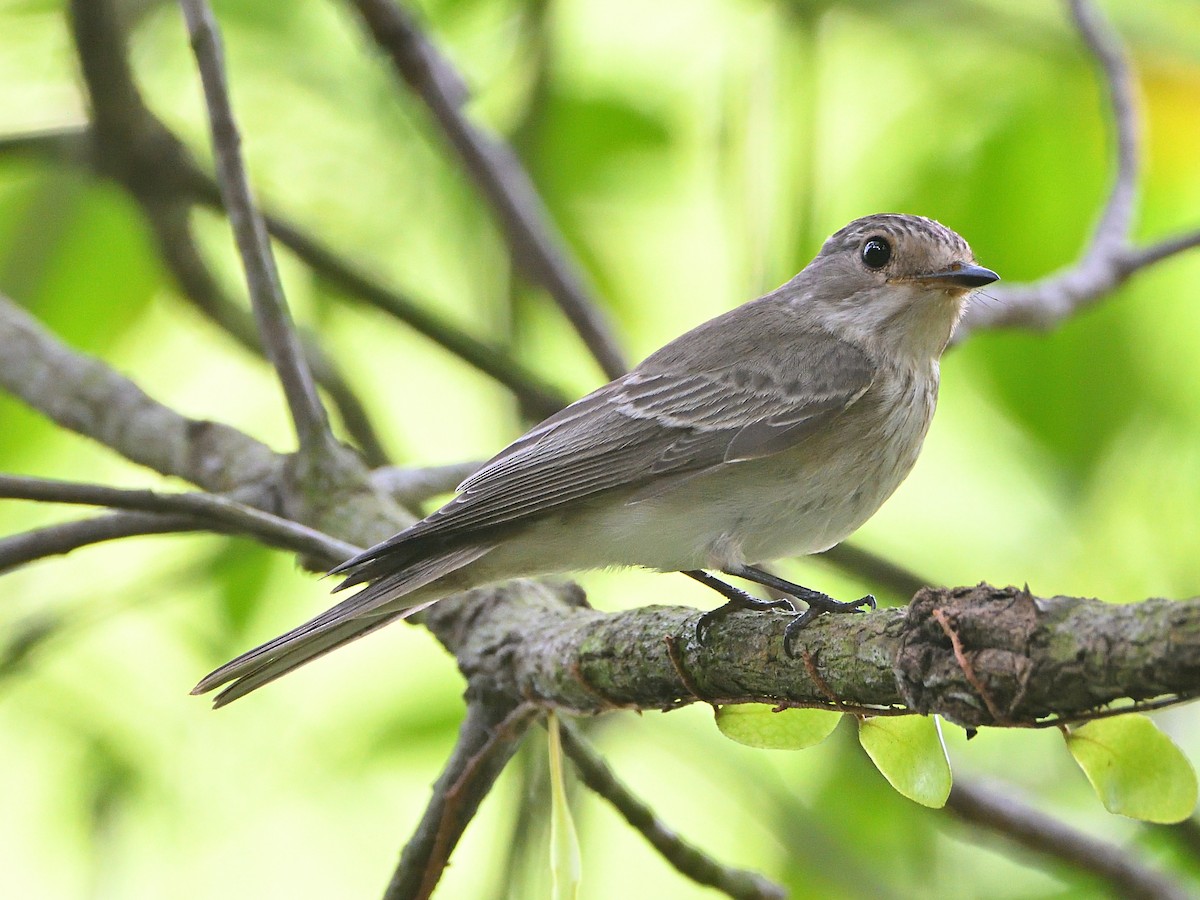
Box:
193 544 493 704
207 603 435 707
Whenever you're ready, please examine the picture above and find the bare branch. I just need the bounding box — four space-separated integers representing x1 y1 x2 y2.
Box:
0 511 201 572
62 1 391 463
420 581 1200 729
946 779 1191 900
253 211 571 421
557 719 785 900
144 200 391 465
1124 229 1200 270
0 293 279 492
0 474 359 566
178 0 333 454
369 460 481 509
345 0 629 380
383 699 538 900
27 78 569 418
1070 0 1136 255
1 285 409 551
954 0 1200 342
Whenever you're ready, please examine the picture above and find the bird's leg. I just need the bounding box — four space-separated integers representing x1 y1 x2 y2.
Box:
722 564 876 656
687 569 797 644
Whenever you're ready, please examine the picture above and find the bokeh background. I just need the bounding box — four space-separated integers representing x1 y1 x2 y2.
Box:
2 0 1200 897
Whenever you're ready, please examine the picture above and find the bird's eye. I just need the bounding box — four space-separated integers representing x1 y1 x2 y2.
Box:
861 237 891 270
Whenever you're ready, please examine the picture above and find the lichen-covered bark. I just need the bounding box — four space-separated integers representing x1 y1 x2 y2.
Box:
422 581 1200 727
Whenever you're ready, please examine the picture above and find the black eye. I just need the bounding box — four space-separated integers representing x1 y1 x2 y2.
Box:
861 237 891 269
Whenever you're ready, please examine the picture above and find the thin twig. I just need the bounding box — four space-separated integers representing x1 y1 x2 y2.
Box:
384 699 538 900
946 779 1191 900
1070 0 1136 255
955 0 1200 341
149 152 571 420
0 511 201 572
178 0 333 453
369 461 482 509
556 719 786 900
54 0 571 421
665 634 710 704
145 200 392 465
346 0 628 380
931 607 1007 724
0 474 359 566
253 211 571 420
7 132 569 421
65 0 390 463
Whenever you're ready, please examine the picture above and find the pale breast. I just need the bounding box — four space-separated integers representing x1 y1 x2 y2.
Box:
718 360 940 565
515 361 940 574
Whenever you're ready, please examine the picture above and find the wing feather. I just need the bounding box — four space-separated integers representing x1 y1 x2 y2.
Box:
390 328 875 545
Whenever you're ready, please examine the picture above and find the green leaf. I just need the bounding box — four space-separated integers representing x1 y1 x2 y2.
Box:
547 714 581 900
858 716 952 808
1066 715 1198 823
714 704 842 750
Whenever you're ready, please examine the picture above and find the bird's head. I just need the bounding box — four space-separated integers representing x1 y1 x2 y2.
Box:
792 213 998 361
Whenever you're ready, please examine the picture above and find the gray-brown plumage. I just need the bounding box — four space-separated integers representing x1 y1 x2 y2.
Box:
194 213 997 706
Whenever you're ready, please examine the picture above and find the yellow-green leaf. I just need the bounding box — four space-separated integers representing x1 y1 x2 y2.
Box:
1066 714 1198 823
547 714 581 899
714 704 842 750
858 716 952 808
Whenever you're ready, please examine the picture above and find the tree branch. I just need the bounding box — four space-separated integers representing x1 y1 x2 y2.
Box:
0 511 202 572
0 474 359 566
144 200 391 466
0 292 280 493
52 2 571 423
178 0 334 455
0 289 409 549
345 0 628 380
954 0 1200 342
557 719 785 900
251 210 571 421
67 0 390 462
383 699 538 900
369 460 482 510
420 581 1200 729
946 779 1191 900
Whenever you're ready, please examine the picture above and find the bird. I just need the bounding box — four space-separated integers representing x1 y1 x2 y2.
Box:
194 213 998 706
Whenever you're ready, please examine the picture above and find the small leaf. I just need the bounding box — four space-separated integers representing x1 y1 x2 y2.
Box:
547 714 581 900
715 704 842 750
1066 714 1198 823
858 716 952 808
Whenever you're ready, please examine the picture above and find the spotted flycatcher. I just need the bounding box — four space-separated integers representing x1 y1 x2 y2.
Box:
195 213 998 705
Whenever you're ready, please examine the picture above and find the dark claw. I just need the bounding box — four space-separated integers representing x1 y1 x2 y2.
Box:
783 593 876 657
686 570 797 645
696 596 795 645
686 568 876 652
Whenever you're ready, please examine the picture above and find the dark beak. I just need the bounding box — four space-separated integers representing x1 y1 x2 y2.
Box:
910 262 999 289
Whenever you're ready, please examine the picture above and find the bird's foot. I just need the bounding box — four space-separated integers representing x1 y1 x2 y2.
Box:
695 594 797 644
686 570 797 644
686 567 876 650
782 592 876 656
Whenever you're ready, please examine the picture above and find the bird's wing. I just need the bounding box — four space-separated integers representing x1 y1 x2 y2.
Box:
381 329 876 548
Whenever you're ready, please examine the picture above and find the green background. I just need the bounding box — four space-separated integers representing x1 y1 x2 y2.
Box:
1 0 1199 896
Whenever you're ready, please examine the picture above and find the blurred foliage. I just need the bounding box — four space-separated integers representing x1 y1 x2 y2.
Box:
1 0 1199 897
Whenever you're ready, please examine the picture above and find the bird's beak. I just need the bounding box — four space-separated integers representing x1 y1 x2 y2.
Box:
904 262 1000 289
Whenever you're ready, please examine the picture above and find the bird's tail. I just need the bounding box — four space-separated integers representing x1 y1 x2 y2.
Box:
192 543 493 706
